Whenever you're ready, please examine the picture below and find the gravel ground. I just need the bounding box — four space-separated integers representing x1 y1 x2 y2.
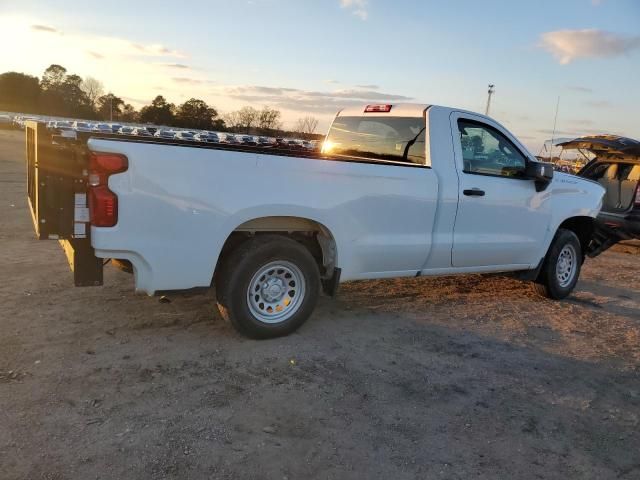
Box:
1 128 639 480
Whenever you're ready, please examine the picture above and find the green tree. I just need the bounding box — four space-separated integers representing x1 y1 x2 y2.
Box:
0 72 40 113
40 64 68 115
97 93 125 121
139 95 176 126
175 98 219 130
40 64 67 91
121 103 138 122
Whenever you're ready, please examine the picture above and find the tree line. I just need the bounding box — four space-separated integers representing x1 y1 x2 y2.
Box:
0 64 321 137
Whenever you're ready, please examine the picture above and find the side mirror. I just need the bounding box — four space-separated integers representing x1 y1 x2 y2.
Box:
526 161 554 192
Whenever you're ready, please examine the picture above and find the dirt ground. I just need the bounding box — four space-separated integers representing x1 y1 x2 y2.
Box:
0 128 639 480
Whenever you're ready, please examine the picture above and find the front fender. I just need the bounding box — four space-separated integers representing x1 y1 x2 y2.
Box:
538 173 604 256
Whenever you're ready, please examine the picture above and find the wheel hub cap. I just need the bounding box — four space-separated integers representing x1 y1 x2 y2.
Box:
555 244 577 288
247 261 306 324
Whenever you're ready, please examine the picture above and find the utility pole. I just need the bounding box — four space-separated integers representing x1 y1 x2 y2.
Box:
109 95 113 122
549 96 560 162
485 84 495 116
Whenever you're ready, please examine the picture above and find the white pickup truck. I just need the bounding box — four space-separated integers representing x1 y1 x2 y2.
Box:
26 103 605 338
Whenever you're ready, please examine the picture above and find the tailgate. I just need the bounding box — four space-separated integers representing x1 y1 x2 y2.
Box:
25 121 103 286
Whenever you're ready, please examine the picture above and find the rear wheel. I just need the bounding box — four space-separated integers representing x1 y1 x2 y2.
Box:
215 235 320 339
534 228 582 299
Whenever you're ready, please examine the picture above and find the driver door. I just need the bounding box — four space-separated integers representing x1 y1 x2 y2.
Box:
451 112 551 268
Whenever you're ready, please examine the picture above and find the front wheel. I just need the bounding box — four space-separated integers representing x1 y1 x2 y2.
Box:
215 235 320 339
534 228 582 299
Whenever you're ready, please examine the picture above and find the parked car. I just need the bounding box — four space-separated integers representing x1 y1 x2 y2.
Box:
257 136 273 146
568 136 640 250
92 123 112 133
175 131 196 141
194 132 220 143
118 126 134 135
154 129 176 139
72 121 93 132
283 139 302 149
25 103 606 339
110 124 123 134
223 133 240 144
240 135 257 146
131 127 152 137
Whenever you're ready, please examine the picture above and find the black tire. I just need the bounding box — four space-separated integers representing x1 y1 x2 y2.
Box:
534 228 582 299
215 235 320 339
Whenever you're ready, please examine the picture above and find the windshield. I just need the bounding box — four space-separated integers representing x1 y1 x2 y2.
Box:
324 116 426 165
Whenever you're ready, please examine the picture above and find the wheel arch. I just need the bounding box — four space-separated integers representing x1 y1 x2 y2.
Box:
557 216 595 259
214 215 339 285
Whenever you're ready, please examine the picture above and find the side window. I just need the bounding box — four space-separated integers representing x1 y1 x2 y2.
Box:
458 120 527 178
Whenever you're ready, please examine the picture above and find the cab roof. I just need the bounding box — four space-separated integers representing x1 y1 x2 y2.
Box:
335 103 496 121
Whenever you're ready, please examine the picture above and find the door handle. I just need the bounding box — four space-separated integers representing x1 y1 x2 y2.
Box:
463 188 485 197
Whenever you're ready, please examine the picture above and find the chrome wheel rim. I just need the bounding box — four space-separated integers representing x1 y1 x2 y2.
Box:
247 261 305 324
555 244 577 288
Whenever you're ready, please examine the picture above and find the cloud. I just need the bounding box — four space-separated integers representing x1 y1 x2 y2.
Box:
539 29 640 64
340 0 368 20
131 43 185 58
172 77 214 85
161 63 190 69
570 118 595 126
536 128 582 136
30 24 58 34
215 84 412 114
356 84 379 89
566 85 593 93
27 21 185 60
586 100 614 108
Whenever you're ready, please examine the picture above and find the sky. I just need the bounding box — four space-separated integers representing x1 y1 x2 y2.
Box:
0 0 639 151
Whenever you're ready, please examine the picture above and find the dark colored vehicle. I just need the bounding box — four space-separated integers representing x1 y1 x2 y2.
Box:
284 140 302 150
240 135 257 146
223 134 240 144
110 124 123 133
568 135 640 251
257 136 273 146
195 132 220 143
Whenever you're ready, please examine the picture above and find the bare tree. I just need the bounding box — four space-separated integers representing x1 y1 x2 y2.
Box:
257 106 282 132
222 111 242 132
81 76 104 108
237 106 259 133
294 116 319 137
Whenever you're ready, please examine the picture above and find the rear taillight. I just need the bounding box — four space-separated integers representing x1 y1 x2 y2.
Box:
88 152 128 227
635 183 640 207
